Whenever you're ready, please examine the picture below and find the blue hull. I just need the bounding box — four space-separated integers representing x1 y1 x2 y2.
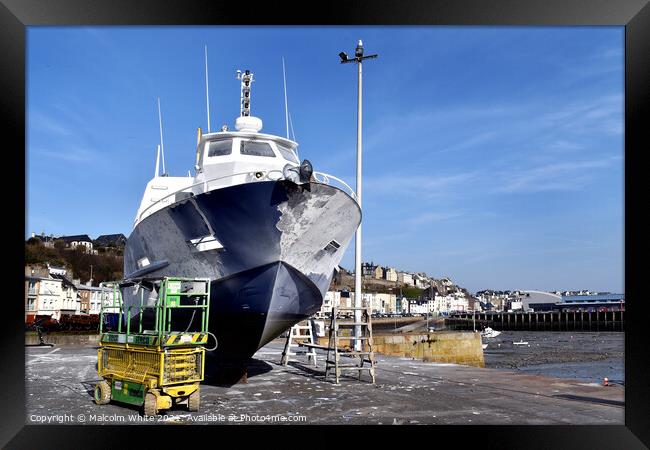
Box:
123 180 360 367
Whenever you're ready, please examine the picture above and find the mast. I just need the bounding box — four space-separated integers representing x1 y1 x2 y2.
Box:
204 45 211 133
154 144 160 178
282 57 289 139
236 69 254 117
157 97 166 175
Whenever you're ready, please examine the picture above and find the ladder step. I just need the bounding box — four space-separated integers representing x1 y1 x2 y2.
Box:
298 343 329 350
327 364 375 370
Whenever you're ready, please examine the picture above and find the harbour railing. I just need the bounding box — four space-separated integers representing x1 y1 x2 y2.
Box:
135 169 357 225
447 310 624 332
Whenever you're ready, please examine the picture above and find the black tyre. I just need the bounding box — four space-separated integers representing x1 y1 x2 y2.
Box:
144 392 158 416
187 388 200 412
94 380 111 405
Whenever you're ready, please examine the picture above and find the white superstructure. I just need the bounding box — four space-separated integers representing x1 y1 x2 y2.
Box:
133 68 355 228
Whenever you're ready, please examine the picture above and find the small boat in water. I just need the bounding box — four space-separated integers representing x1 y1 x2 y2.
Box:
513 340 529 346
480 327 501 338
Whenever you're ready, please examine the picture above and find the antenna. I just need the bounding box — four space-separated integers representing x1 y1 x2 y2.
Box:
282 57 289 139
236 69 254 117
204 45 211 133
157 97 166 175
154 144 160 178
289 111 296 142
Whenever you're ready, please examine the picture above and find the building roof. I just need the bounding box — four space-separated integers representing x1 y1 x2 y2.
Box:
561 294 624 302
59 234 92 243
50 273 77 288
94 233 127 246
75 284 107 292
29 233 56 243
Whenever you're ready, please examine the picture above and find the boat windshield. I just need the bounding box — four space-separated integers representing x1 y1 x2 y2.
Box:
277 144 299 163
240 140 275 157
207 139 233 157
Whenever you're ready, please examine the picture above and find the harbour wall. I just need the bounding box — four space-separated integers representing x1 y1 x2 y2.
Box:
28 328 486 369
318 331 485 368
25 332 100 347
447 310 624 332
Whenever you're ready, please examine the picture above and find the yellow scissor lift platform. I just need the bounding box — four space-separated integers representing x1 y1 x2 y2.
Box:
94 276 214 416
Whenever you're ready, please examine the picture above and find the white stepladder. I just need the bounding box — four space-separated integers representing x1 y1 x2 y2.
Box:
324 306 376 384
280 319 319 367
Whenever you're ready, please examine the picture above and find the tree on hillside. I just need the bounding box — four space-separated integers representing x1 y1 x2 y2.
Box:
24 240 123 284
25 241 66 267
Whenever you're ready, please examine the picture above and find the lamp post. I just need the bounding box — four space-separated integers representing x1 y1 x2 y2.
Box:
339 41 378 351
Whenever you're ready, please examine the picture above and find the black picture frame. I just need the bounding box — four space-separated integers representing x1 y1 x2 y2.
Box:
3 0 647 446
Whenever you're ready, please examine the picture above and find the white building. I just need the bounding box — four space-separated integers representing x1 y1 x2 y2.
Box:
397 272 414 286
320 291 341 315
361 292 397 314
431 292 469 314
25 275 79 321
59 234 97 255
384 267 397 282
408 300 429 315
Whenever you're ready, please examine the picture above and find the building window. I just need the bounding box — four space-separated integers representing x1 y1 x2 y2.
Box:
27 297 36 310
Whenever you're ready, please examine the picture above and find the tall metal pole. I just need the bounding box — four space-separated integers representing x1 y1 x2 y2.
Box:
354 49 363 351
339 40 377 352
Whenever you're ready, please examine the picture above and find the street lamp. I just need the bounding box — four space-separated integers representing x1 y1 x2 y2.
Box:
339 40 378 351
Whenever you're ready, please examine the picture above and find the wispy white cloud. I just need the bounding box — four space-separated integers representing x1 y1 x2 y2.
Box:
434 131 500 155
495 157 620 193
364 171 478 198
29 111 75 137
539 94 623 137
406 210 465 226
35 146 100 163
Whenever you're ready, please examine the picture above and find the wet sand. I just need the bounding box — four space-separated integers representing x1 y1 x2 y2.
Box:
482 331 624 385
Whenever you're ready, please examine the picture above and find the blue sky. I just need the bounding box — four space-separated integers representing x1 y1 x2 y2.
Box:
26 26 624 293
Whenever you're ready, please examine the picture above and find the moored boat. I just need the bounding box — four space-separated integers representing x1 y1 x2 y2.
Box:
121 68 361 381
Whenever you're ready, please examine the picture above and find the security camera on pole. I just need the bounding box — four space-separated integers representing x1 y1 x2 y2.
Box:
339 40 378 351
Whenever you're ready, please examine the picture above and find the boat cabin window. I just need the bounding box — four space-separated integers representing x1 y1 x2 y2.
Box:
207 139 233 157
277 144 299 163
240 140 275 157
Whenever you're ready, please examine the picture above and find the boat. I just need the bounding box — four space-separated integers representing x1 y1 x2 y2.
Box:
482 343 488 350
480 327 501 338
513 340 529 346
121 68 361 381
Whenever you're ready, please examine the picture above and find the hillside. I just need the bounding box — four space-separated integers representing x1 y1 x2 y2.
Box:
25 239 123 284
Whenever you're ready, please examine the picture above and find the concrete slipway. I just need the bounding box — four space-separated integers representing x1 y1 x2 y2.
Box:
25 340 623 425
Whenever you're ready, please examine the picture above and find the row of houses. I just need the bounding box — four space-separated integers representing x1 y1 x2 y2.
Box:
28 232 127 254
25 264 117 323
320 289 476 316
360 261 446 289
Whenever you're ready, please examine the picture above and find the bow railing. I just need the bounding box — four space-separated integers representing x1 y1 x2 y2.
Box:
135 169 358 226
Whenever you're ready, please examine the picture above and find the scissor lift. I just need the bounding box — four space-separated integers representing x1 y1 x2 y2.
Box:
94 277 213 416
